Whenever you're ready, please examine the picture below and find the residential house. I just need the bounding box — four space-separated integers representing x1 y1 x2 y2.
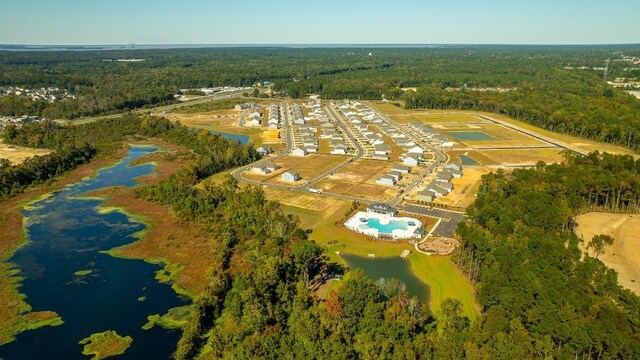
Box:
376 176 396 186
391 165 411 174
282 171 301 182
291 147 308 157
416 189 436 203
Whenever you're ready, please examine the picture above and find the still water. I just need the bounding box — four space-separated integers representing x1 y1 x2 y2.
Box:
341 253 430 304
0 146 188 359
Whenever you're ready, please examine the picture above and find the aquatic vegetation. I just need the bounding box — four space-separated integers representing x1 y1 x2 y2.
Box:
78 330 133 360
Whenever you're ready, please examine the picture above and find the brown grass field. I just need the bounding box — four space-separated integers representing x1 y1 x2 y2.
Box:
268 154 347 184
0 140 51 165
315 159 398 201
575 212 640 295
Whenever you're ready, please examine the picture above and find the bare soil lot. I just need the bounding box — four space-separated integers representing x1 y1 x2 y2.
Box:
315 159 398 201
575 212 640 295
432 168 490 209
268 154 347 184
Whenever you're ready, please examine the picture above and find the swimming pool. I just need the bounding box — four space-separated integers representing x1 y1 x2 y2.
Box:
366 218 408 234
345 211 423 240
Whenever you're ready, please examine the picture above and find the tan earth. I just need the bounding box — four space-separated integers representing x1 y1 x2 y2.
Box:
575 212 640 295
0 140 51 165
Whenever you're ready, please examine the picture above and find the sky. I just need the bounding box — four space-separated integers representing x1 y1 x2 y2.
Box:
1 0 639 45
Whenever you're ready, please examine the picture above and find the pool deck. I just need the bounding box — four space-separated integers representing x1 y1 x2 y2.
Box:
345 211 423 240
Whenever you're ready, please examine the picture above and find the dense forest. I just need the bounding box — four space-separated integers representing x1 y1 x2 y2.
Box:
1 46 639 152
0 116 259 200
127 137 640 358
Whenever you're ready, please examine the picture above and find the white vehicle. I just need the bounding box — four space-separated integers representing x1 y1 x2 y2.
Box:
309 188 323 194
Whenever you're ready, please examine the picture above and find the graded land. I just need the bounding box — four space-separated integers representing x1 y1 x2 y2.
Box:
575 212 640 295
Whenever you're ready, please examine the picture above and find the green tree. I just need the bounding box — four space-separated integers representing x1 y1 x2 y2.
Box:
588 234 614 259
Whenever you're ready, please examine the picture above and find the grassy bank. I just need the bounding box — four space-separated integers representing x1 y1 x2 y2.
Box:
279 198 478 320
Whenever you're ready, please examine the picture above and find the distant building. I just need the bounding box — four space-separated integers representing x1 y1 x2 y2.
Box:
256 146 273 156
367 203 398 217
403 155 419 167
391 165 411 174
376 176 396 186
416 189 436 203
291 147 308 157
281 171 301 182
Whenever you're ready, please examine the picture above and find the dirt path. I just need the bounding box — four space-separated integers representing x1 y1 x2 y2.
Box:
575 212 640 295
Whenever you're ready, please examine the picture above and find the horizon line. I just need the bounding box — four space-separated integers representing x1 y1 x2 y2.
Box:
1 42 640 47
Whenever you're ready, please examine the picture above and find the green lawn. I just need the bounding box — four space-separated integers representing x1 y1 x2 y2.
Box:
283 201 479 320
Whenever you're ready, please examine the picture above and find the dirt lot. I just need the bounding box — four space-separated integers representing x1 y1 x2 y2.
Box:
0 140 51 165
575 212 640 295
315 159 399 201
267 154 347 184
432 169 490 209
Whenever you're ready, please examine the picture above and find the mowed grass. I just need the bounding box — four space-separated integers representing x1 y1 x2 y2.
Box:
371 102 637 156
478 148 565 165
269 194 478 320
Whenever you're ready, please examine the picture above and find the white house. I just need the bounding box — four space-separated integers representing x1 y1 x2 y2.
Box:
403 155 419 166
391 165 411 174
408 146 424 154
291 147 308 157
256 147 273 156
376 176 396 186
282 171 301 182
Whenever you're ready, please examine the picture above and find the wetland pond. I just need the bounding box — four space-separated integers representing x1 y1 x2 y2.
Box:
341 253 430 304
0 145 188 360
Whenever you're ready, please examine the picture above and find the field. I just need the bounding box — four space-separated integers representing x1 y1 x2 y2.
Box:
477 148 565 165
371 102 637 156
575 212 640 295
267 154 347 184
0 140 51 165
315 159 398 201
267 193 478 319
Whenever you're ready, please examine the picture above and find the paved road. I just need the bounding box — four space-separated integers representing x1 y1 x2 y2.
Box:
60 92 244 125
475 115 587 155
231 101 467 240
401 203 465 238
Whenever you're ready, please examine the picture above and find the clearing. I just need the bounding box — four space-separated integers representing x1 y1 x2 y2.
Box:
315 159 399 201
575 212 640 295
0 140 51 165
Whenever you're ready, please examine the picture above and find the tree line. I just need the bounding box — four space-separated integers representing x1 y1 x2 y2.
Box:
1 115 259 200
